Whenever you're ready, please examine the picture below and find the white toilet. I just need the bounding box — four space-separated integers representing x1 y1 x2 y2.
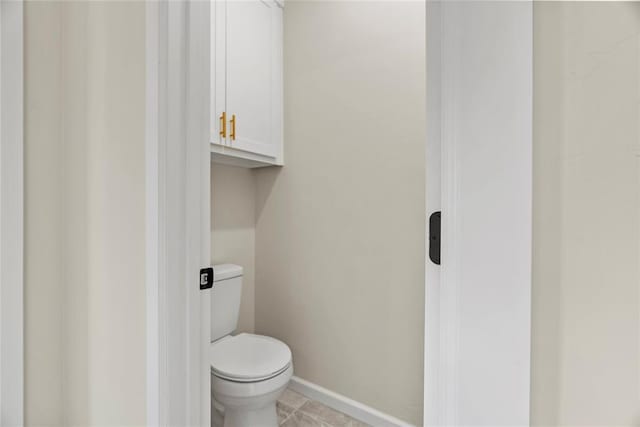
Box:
210 264 293 427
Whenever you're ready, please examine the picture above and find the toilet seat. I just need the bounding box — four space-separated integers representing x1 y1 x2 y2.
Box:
210 333 292 383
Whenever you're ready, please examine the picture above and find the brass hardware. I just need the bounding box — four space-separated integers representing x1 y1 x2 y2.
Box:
230 114 236 141
219 112 227 138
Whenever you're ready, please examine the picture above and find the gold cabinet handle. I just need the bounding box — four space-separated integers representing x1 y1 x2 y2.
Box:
219 112 227 138
230 114 236 141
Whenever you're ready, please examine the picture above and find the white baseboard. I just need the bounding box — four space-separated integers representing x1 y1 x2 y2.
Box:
289 376 414 427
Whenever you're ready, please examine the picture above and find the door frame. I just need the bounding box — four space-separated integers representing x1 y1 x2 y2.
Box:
424 2 533 424
0 1 23 425
424 1 442 423
145 0 211 425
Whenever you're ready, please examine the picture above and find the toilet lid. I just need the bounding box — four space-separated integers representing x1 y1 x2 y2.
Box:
210 333 292 382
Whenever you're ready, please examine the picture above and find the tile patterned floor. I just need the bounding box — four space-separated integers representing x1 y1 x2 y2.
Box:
276 388 371 427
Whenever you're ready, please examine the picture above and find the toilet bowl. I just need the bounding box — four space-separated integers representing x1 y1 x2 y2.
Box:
210 333 293 427
209 265 293 427
212 365 293 427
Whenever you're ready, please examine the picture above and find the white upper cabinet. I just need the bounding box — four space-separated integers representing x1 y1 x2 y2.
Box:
211 0 284 168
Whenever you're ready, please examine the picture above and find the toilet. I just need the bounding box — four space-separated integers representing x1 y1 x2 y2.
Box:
210 264 293 427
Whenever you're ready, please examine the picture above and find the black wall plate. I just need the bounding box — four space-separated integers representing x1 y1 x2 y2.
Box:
200 267 214 290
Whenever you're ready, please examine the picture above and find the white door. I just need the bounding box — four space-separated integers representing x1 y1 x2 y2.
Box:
226 0 278 158
425 2 532 425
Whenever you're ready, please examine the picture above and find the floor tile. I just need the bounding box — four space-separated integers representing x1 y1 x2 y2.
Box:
278 388 309 410
298 400 353 427
281 410 331 427
277 401 296 425
347 418 371 427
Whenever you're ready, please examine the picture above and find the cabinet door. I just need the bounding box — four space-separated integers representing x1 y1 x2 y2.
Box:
211 0 227 146
226 0 280 158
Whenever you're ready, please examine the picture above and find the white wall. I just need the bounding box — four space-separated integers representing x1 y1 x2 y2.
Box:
254 1 426 424
24 2 146 425
532 3 640 425
211 164 256 334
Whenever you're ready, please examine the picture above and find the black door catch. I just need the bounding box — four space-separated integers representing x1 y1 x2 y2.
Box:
429 211 441 265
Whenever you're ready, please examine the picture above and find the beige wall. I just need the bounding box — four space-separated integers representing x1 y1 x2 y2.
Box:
532 3 640 425
24 2 146 425
254 1 426 424
212 164 256 334
24 2 64 424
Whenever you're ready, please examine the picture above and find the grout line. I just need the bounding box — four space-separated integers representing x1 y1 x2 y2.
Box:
279 408 295 426
279 405 307 427
278 394 306 426
297 398 310 410
280 390 363 427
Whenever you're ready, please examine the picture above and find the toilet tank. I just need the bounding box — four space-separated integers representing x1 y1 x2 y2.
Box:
211 264 243 342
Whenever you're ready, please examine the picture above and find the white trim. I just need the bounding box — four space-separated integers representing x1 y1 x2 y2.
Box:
0 1 23 425
425 2 532 424
424 1 442 425
429 2 463 423
289 377 413 427
146 1 210 425
145 0 164 424
186 1 211 425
